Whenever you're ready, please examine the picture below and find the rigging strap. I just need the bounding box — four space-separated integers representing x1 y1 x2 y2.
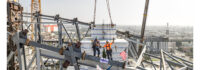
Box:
93 0 97 26
106 0 113 24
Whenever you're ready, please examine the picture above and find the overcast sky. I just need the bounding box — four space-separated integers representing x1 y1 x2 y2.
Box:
20 0 194 26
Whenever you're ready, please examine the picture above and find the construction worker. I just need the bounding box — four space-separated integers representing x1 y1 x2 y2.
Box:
104 38 115 60
92 38 101 57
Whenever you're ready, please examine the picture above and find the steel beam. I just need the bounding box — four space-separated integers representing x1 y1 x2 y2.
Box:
36 48 41 70
7 51 14 64
27 53 36 70
74 18 81 41
130 42 139 59
160 50 166 70
143 60 159 67
144 53 192 70
83 26 91 39
134 45 146 69
149 56 157 70
22 46 27 70
126 38 145 46
23 22 60 24
22 12 91 26
163 51 184 65
40 56 47 70
68 45 79 70
40 49 65 60
128 45 135 58
78 60 123 70
40 49 125 69
57 18 63 70
17 38 126 68
16 32 23 70
164 55 173 70
163 51 193 68
129 41 145 68
179 66 187 70
61 23 73 43
35 12 41 70
171 54 193 64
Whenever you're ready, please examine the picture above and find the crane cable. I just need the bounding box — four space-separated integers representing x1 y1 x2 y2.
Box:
106 0 113 24
93 0 113 25
106 0 114 40
93 0 97 27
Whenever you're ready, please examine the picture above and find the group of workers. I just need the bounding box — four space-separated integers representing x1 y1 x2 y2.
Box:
92 38 115 60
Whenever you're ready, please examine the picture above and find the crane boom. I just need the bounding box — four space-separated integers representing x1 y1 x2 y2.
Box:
138 0 150 55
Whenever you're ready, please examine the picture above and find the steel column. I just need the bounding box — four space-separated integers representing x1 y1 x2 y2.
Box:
35 12 41 70
16 32 23 70
57 21 63 48
27 53 36 70
22 46 27 70
57 17 63 70
74 18 81 41
7 51 14 64
68 45 79 70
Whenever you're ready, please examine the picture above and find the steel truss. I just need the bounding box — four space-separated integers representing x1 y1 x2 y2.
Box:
126 39 193 70
7 3 193 70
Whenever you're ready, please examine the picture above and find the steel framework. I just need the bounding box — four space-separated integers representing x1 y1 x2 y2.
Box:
7 1 193 70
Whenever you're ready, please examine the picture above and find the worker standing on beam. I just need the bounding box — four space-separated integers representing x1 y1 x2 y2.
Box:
104 38 115 60
92 38 101 57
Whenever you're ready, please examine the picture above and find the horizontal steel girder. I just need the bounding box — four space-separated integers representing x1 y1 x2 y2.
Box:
17 38 125 69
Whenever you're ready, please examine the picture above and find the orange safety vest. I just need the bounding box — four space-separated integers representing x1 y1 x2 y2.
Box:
104 43 112 50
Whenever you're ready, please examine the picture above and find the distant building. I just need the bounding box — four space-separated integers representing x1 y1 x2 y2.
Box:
44 24 58 32
145 36 169 54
